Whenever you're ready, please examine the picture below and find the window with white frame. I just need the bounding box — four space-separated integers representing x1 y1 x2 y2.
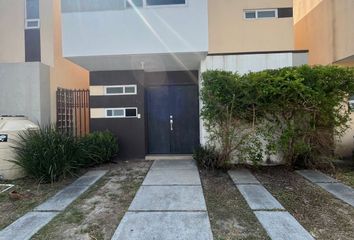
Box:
106 108 138 118
25 0 40 29
244 9 277 19
105 85 137 95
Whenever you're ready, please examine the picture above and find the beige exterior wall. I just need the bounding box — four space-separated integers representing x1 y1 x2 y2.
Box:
0 0 25 63
294 0 354 65
294 0 354 157
49 0 89 121
208 0 294 54
40 0 55 67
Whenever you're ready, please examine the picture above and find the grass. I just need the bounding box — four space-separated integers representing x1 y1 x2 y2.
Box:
32 160 151 240
0 176 76 230
200 169 269 240
254 167 354 240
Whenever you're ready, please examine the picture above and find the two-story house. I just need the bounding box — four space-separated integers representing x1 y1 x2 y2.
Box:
59 0 308 159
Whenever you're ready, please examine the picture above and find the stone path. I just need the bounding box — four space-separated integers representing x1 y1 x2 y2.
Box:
297 170 354 207
0 170 107 240
228 169 314 240
111 160 213 240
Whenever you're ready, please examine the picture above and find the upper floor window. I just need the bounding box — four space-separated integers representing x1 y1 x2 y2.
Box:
146 0 186 6
244 8 293 20
25 0 40 29
125 0 186 8
244 9 277 19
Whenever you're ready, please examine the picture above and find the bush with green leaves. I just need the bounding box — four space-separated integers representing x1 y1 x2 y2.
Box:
80 131 118 166
12 126 85 183
193 145 221 170
201 65 354 168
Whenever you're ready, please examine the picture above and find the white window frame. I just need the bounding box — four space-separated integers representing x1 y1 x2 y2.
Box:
25 0 40 29
244 9 278 20
25 19 40 29
105 107 138 118
104 85 137 96
125 0 187 9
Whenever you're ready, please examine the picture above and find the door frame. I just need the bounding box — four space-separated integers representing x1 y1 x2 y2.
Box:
145 83 200 155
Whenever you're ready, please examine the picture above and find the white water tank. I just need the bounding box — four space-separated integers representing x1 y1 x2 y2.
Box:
0 116 39 180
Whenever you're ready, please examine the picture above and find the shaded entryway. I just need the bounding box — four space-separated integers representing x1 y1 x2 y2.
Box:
147 85 199 154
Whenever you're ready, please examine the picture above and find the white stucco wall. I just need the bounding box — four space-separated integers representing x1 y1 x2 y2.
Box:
61 0 208 58
0 63 50 125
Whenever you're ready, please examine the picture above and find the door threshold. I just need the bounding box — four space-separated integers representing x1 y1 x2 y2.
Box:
145 154 193 161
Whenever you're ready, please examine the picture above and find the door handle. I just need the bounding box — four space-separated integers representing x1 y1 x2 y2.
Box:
170 115 173 131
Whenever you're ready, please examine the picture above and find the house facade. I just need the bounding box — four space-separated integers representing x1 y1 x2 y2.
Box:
2 0 353 160
0 0 89 125
59 0 307 159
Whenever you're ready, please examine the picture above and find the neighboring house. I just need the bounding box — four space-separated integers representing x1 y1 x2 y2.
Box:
60 0 307 159
0 0 89 125
293 0 354 157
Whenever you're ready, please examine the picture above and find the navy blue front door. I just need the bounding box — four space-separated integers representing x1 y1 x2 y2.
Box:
147 85 199 154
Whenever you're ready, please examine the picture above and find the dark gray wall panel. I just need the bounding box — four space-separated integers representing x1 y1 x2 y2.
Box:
25 29 41 62
91 119 146 159
278 8 293 18
90 70 146 159
145 71 198 86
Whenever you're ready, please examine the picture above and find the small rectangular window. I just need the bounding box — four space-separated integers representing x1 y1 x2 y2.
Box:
146 0 186 6
245 11 256 19
26 0 39 19
126 0 143 8
25 19 40 29
105 108 138 118
244 9 278 20
105 85 137 95
257 10 276 18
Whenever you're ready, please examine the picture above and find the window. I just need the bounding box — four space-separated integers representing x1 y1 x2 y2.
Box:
146 0 186 6
244 9 278 19
105 85 137 95
126 0 143 8
25 0 40 29
25 19 40 29
105 108 138 118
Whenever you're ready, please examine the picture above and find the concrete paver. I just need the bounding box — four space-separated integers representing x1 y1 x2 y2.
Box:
0 212 58 240
318 182 354 207
255 211 314 240
296 170 337 183
297 170 354 207
228 169 260 184
0 170 107 240
151 159 197 170
129 185 206 211
143 169 201 185
111 212 213 240
237 184 285 210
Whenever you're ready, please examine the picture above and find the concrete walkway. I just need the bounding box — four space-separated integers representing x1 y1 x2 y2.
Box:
0 170 107 240
111 160 213 240
229 169 314 240
297 170 354 207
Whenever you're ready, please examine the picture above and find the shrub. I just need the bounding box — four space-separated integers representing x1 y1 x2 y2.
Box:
80 131 118 166
201 66 354 167
12 126 85 183
193 145 222 170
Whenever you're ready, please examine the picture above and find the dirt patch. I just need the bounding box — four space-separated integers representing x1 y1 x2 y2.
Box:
254 167 354 240
32 160 151 240
200 170 269 240
0 176 75 230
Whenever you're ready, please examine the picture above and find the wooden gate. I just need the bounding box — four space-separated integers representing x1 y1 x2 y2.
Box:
56 88 90 137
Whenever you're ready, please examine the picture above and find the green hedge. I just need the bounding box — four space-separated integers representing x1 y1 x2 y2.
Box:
201 65 354 168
